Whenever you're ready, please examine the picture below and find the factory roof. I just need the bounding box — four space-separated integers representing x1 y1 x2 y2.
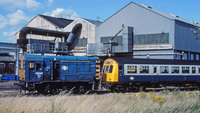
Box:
102 2 197 26
0 54 14 62
39 14 74 28
83 18 102 26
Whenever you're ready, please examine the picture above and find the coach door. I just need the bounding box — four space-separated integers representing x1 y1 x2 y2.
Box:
118 64 123 81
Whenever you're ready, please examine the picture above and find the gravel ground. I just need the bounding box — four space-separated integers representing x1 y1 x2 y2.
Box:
0 81 20 96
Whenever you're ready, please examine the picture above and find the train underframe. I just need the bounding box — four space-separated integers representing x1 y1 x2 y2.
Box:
18 80 200 94
105 81 200 92
18 81 99 94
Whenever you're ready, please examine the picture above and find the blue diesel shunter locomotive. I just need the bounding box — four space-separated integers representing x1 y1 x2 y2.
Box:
18 54 100 93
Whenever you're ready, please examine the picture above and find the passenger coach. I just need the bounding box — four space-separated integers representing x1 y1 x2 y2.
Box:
101 57 200 91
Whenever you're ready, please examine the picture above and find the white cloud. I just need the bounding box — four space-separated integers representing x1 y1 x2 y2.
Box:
3 31 17 41
3 31 16 37
0 0 25 11
0 10 30 29
8 10 30 25
0 15 6 29
44 8 79 20
26 0 41 11
47 0 54 6
0 0 41 11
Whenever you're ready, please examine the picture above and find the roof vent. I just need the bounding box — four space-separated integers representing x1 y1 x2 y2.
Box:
191 20 199 25
141 4 152 9
170 13 179 18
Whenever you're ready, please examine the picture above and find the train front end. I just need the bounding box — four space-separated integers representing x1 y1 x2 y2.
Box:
101 58 118 83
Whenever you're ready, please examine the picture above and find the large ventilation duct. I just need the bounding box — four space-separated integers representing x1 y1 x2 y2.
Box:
66 23 82 50
17 23 82 50
17 27 69 45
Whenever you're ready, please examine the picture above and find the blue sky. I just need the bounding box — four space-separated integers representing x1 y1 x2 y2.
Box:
0 0 200 43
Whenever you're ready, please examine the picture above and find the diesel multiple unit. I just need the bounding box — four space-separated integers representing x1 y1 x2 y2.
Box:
101 57 200 92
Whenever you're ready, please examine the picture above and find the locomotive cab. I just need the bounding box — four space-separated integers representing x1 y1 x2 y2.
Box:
101 58 119 83
19 54 44 82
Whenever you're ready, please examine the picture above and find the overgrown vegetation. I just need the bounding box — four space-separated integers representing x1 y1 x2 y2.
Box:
0 90 200 113
192 22 200 40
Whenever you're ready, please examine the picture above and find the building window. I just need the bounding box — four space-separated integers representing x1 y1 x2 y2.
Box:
9 63 15 69
134 33 169 45
160 66 169 73
140 66 149 73
0 63 5 69
77 38 88 47
127 66 137 73
171 66 179 73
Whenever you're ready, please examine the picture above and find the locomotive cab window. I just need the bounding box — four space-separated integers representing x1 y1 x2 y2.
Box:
36 63 42 71
109 65 113 73
30 62 34 70
102 66 106 73
105 65 109 73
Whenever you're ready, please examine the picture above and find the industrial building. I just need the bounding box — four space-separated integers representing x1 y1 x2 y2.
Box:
14 15 101 56
14 2 200 60
93 2 199 60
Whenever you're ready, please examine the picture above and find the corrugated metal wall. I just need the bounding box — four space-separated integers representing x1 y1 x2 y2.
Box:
96 2 174 45
175 20 200 52
95 2 175 59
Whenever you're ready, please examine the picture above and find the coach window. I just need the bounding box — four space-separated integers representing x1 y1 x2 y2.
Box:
36 63 42 71
127 66 137 73
171 66 179 73
192 67 196 74
109 65 113 73
153 66 157 73
198 67 200 73
182 66 189 73
140 66 149 73
160 66 169 73
119 66 123 73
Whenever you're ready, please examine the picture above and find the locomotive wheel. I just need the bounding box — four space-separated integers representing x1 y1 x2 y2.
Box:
79 86 85 94
37 88 45 94
139 86 146 92
62 86 69 93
